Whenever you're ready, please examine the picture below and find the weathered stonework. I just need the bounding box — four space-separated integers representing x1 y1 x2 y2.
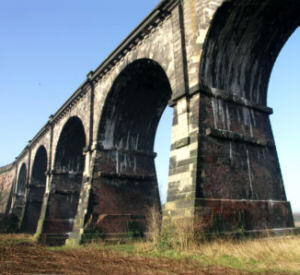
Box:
0 165 15 215
1 0 299 244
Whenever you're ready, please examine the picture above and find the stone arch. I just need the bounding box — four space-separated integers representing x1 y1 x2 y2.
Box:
200 0 300 104
21 145 47 234
193 0 299 232
12 163 27 218
89 58 173 239
42 116 86 245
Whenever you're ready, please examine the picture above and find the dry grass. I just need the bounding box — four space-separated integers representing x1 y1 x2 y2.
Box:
133 235 300 274
187 235 300 273
137 209 300 274
146 211 205 251
145 206 161 244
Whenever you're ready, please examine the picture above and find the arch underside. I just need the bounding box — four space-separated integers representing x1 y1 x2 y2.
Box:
87 59 172 240
42 117 86 245
21 146 47 234
194 0 299 232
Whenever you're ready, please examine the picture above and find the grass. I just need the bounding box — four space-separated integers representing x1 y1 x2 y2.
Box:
1 234 300 274
133 235 300 274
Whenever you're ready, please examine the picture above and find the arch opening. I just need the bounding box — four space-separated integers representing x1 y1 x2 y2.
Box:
268 28 300 217
21 146 47 234
89 59 172 239
12 163 27 218
154 106 173 205
42 117 86 245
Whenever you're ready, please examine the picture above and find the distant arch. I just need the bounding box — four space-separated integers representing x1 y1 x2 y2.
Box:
54 116 86 172
42 116 86 245
21 146 47 234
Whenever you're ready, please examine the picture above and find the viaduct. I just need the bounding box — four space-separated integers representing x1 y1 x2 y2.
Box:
0 0 299 245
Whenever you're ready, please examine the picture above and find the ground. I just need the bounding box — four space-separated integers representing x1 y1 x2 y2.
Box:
0 234 299 274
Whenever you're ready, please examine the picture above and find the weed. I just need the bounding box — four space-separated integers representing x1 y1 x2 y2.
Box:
145 205 161 244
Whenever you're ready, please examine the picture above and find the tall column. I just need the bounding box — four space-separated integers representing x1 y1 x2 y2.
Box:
35 118 53 240
162 0 201 229
163 93 200 227
67 78 95 245
67 147 95 245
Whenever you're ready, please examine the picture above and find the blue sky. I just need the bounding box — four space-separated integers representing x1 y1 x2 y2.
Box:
0 1 299 212
268 29 300 213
